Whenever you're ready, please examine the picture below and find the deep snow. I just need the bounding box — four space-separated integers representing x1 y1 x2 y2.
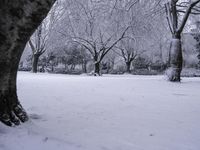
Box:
0 72 200 150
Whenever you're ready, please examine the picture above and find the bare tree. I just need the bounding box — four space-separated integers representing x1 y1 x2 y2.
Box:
74 28 129 75
56 0 130 75
165 0 200 81
0 0 55 126
110 0 165 73
29 24 46 73
28 2 61 73
114 39 137 73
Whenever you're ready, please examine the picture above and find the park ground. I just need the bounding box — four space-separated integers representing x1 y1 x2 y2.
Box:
0 72 200 150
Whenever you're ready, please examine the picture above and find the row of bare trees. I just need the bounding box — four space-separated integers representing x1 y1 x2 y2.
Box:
22 0 200 79
25 0 168 75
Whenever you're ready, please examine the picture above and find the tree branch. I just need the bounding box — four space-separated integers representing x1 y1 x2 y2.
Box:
28 40 35 54
178 0 200 33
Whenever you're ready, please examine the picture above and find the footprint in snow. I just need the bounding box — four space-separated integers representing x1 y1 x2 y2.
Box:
29 113 42 120
173 93 187 97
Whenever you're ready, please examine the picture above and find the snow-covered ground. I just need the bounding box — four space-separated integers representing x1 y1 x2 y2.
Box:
1 72 200 150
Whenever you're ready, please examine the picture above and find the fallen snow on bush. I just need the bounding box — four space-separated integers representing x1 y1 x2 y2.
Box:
1 72 200 150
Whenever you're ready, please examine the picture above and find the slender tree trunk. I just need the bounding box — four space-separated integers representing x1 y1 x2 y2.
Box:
94 62 101 76
32 54 40 73
82 61 87 73
51 64 54 72
126 61 131 73
64 63 68 70
0 0 55 126
167 37 183 82
70 64 74 71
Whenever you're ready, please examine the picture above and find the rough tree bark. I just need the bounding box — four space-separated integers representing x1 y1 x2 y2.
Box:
0 0 55 126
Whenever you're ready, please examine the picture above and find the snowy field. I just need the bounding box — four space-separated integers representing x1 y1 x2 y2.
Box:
1 72 200 150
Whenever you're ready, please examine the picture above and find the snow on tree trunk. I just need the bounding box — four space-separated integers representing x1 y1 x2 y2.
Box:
166 38 183 82
0 0 55 126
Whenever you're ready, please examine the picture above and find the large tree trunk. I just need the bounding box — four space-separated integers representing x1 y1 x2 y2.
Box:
32 54 40 73
0 49 28 126
167 38 183 82
0 0 55 126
